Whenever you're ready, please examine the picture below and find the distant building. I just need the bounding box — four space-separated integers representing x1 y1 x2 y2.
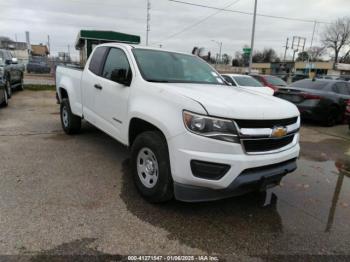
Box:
0 36 30 64
31 44 49 57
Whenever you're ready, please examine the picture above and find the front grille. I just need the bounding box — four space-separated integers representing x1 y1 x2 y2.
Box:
242 135 295 153
235 117 298 128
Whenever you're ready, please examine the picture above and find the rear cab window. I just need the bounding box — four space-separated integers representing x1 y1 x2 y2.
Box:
88 46 108 75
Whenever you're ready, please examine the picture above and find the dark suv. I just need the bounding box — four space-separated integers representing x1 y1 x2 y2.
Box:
0 49 25 98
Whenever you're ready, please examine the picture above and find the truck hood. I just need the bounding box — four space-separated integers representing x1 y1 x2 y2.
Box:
159 83 299 119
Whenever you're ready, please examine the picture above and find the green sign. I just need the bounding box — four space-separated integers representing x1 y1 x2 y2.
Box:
243 47 251 54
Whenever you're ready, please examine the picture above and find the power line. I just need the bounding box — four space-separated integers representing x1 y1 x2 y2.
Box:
168 0 331 24
154 0 241 43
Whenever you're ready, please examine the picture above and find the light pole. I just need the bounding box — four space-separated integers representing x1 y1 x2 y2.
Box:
211 40 222 65
248 0 257 74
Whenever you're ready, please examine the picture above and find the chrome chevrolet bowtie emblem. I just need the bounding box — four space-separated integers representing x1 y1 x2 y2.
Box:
271 126 287 138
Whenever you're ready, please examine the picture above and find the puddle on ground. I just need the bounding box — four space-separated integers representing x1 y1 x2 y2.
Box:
120 137 350 256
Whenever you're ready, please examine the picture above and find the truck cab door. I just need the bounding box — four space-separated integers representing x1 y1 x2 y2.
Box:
91 47 131 144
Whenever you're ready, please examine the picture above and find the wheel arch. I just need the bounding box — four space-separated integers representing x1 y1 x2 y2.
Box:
128 117 168 147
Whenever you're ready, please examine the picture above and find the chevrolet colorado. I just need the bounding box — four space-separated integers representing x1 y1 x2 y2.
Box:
56 43 300 202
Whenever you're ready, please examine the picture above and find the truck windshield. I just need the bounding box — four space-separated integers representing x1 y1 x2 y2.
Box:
132 49 225 85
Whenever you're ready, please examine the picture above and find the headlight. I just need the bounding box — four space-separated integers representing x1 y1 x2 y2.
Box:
183 111 239 143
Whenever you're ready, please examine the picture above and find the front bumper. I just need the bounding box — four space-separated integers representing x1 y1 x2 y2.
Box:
175 158 297 202
168 131 300 202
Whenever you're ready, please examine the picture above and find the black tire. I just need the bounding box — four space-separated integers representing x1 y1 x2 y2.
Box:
131 131 173 203
18 75 24 91
60 98 81 134
323 106 339 127
5 79 11 98
0 88 8 107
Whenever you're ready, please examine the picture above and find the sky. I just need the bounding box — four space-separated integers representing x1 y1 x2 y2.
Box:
0 0 349 61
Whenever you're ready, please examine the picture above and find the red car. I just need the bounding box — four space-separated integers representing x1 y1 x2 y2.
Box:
251 74 287 91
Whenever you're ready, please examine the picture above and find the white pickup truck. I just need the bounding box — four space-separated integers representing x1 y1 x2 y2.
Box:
56 43 300 203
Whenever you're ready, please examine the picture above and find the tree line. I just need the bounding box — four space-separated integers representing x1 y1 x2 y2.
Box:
193 17 350 69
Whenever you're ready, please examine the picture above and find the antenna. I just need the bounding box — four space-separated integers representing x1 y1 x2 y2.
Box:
146 0 151 46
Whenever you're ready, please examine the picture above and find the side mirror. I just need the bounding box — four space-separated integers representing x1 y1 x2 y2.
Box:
111 69 131 86
11 58 18 64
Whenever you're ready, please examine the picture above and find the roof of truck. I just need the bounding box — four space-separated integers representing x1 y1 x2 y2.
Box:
98 42 195 57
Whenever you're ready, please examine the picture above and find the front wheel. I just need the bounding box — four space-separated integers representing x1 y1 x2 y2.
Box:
131 131 173 203
60 98 81 134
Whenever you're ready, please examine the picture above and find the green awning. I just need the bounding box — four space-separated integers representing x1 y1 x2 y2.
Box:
75 30 141 49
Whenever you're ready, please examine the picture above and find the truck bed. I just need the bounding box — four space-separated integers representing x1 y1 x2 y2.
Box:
56 65 84 117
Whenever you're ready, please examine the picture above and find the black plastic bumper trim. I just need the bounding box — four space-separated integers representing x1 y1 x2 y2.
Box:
174 158 297 202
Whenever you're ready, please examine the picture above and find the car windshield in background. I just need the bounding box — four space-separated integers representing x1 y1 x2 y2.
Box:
290 79 330 90
266 76 287 86
234 76 263 87
132 49 224 85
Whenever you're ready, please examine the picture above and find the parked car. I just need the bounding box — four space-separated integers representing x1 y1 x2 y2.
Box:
221 74 274 95
291 74 308 82
0 83 9 107
0 49 25 98
275 79 350 126
251 74 287 91
56 43 300 203
27 61 51 74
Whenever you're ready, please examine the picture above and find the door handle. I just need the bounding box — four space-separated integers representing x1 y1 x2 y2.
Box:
94 84 103 90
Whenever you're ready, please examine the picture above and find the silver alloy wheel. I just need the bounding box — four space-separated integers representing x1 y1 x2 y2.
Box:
136 147 159 188
62 106 69 127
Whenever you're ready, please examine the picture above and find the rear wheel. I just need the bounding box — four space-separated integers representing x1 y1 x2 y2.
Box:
18 75 24 91
0 88 8 107
131 131 173 203
60 98 81 134
323 106 339 127
5 79 11 98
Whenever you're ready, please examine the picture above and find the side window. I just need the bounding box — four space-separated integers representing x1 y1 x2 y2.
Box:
102 48 131 81
222 75 236 86
88 46 108 75
334 82 350 95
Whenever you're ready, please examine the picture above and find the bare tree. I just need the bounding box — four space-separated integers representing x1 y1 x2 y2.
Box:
308 46 326 61
252 48 279 63
321 17 350 69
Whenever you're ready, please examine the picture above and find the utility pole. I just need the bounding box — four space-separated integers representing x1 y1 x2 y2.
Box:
283 37 289 62
248 0 258 74
310 21 317 49
67 45 71 62
146 0 151 46
47 35 51 54
211 40 222 65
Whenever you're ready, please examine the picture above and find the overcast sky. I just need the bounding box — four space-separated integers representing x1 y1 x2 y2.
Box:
0 0 349 60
